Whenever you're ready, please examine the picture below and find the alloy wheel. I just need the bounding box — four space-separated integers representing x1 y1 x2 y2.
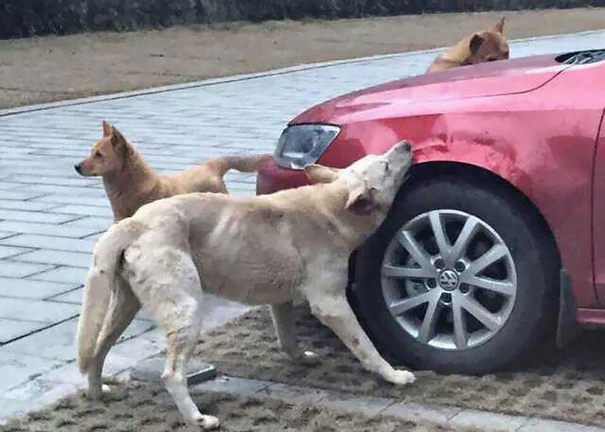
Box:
381 209 517 350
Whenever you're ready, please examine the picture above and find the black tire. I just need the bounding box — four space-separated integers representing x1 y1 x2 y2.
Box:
354 174 559 374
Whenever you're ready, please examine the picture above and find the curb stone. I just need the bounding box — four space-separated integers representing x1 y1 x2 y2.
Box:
449 409 528 432
189 375 605 432
518 419 605 432
382 401 460 423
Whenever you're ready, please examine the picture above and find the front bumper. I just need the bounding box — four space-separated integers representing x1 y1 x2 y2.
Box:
256 158 309 195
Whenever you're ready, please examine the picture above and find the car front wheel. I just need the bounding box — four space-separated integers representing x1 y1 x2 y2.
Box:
354 175 558 374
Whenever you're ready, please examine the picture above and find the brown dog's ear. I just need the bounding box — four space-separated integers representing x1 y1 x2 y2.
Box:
345 184 378 216
304 164 339 184
492 16 505 34
469 34 484 54
102 120 112 137
110 126 127 149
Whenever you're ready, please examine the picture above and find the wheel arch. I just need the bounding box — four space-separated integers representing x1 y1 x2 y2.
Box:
406 161 561 266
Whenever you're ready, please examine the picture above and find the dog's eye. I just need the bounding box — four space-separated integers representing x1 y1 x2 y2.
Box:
95 151 103 158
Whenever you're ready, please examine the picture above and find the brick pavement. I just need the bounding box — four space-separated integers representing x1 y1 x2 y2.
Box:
0 29 603 421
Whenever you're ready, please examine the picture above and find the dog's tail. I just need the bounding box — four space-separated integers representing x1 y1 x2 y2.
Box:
77 219 144 374
206 154 273 177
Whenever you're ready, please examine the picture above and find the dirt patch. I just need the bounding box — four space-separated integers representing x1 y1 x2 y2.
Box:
0 384 482 432
193 305 605 428
2 8 605 109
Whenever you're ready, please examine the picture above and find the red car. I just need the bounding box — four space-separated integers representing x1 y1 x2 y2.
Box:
257 49 605 374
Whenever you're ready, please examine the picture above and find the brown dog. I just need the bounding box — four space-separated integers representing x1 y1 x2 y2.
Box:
427 17 509 73
75 121 270 221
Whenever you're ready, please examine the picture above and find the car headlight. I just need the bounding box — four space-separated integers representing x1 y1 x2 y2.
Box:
274 124 340 169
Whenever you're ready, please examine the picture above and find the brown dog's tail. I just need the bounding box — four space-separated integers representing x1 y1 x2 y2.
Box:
206 154 273 177
77 219 144 374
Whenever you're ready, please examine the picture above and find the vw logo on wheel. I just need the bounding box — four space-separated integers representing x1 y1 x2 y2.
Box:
438 269 459 291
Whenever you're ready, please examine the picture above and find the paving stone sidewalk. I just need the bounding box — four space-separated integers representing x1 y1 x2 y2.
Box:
0 29 604 423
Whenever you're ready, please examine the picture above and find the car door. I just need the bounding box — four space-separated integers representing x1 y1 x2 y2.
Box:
592 109 605 305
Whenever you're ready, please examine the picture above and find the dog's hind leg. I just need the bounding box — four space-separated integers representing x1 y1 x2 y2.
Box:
127 248 219 429
271 302 318 364
88 278 140 399
307 290 415 386
161 308 219 430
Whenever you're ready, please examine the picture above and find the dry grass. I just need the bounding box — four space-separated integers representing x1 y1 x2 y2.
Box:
0 384 481 432
193 305 605 427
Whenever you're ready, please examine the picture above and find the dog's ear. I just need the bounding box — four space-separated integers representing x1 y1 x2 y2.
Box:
110 126 127 149
492 16 505 34
304 164 339 184
469 34 484 54
102 120 112 137
345 184 378 216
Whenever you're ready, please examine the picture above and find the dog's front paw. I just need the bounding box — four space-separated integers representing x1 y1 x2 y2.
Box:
192 414 220 430
294 350 320 365
386 369 416 386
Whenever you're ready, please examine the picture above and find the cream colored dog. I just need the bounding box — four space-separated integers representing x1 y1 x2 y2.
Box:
77 141 415 429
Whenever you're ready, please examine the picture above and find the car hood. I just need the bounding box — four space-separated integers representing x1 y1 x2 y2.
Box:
291 55 569 125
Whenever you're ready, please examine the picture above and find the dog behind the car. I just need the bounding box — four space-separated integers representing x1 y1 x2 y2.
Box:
427 17 509 73
77 141 415 429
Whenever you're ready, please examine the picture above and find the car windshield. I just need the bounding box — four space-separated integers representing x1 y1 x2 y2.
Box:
557 49 605 65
